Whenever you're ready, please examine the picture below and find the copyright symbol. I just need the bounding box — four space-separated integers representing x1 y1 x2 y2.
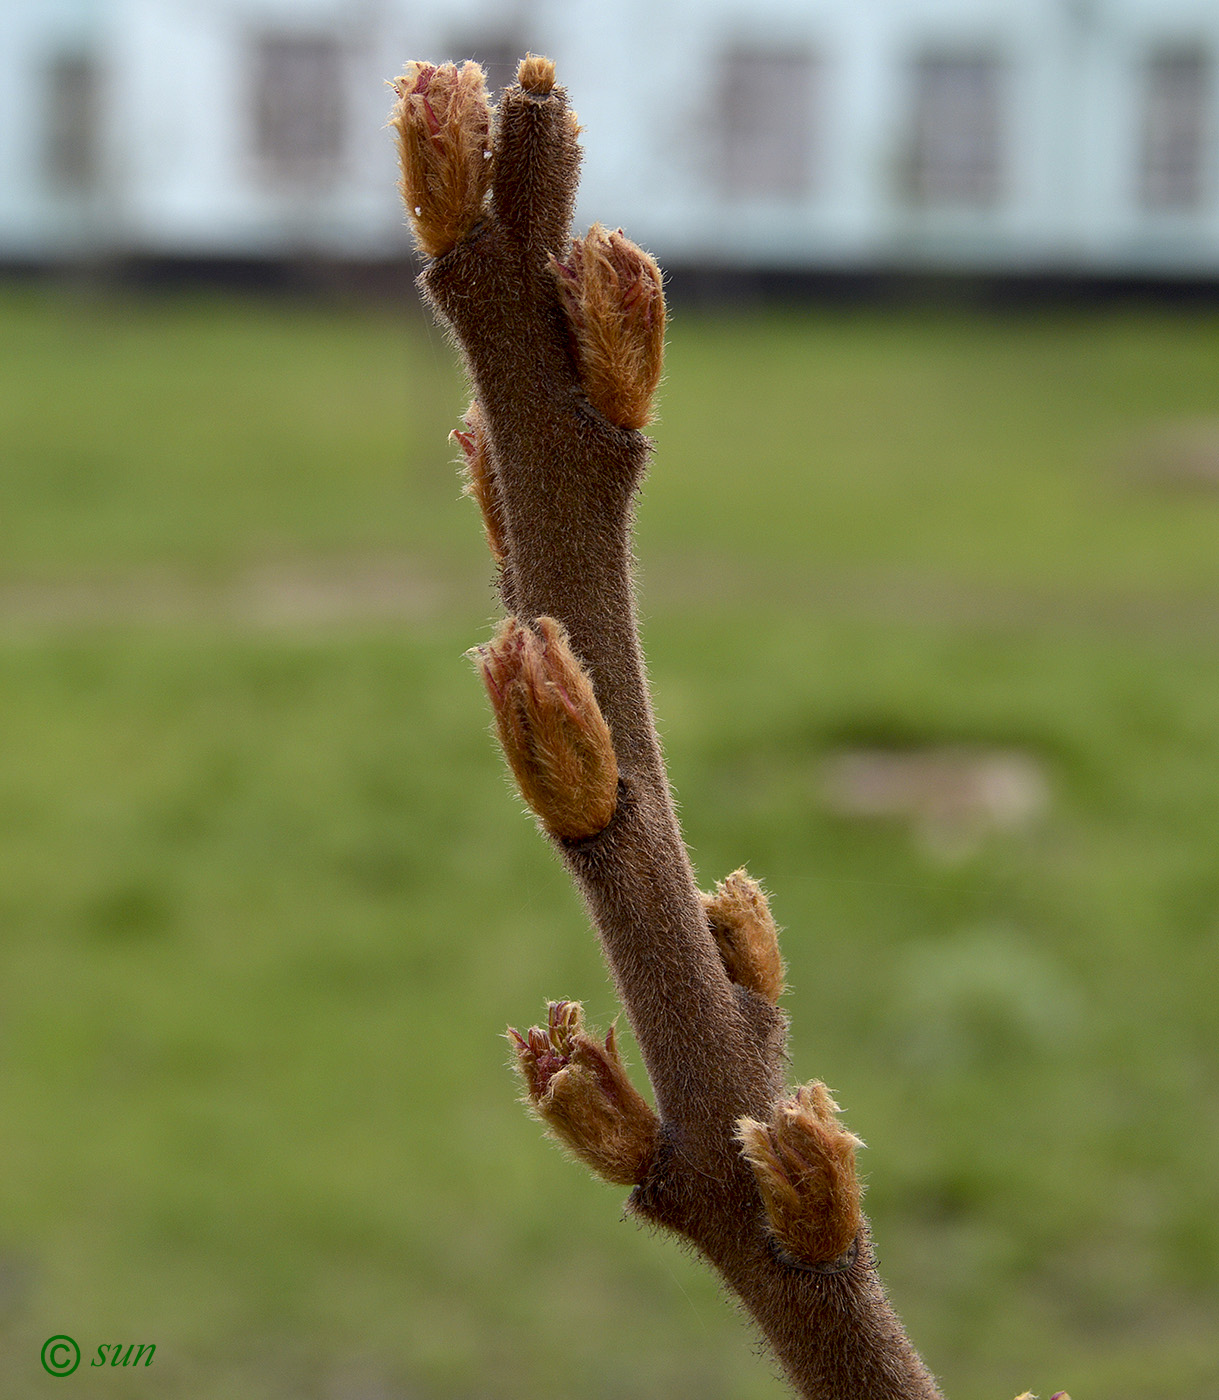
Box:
41 1336 80 1376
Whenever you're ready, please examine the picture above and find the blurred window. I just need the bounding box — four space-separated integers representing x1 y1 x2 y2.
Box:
717 45 818 199
906 52 1004 208
44 51 102 193
1140 47 1210 211
252 34 345 185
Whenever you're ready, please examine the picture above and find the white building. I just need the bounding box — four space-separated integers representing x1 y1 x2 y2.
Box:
3 0 1219 275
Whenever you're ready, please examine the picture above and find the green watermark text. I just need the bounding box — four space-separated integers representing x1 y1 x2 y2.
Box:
41 1337 155 1376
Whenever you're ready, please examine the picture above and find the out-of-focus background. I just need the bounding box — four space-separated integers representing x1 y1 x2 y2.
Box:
8 0 1219 277
3 2 1219 1398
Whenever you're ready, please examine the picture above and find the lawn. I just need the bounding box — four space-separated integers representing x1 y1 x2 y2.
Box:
1 283 1217 1398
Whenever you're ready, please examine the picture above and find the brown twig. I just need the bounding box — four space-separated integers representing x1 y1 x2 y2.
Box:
390 54 1058 1400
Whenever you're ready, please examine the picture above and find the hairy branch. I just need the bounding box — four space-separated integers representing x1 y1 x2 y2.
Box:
390 54 1062 1400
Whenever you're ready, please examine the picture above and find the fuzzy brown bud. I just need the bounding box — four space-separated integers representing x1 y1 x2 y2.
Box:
737 1082 864 1267
516 53 555 95
451 400 507 564
472 616 618 841
701 868 785 1002
509 1001 660 1185
390 60 492 258
552 223 665 429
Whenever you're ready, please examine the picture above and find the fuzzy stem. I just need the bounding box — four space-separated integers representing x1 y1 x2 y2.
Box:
396 53 950 1400
421 79 747 1138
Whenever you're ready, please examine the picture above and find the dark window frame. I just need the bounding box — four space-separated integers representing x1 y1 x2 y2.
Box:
904 50 1006 210
250 31 347 187
715 43 820 201
1139 45 1211 212
44 48 103 194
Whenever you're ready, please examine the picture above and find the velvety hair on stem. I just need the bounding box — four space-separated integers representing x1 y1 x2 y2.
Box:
391 51 1063 1400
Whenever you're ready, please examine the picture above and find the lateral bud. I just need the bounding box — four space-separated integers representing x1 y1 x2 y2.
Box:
389 60 492 258
701 868 786 1003
451 399 507 564
472 616 618 841
737 1082 864 1267
509 1000 660 1186
552 223 665 429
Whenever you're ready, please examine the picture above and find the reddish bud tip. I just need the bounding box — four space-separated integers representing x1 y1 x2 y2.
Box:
508 1000 659 1185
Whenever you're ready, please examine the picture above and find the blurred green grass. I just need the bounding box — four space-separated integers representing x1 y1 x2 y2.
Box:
1 284 1217 1398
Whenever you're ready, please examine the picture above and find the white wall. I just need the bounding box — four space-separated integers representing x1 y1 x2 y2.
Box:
2 0 1219 273
0 0 112 256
